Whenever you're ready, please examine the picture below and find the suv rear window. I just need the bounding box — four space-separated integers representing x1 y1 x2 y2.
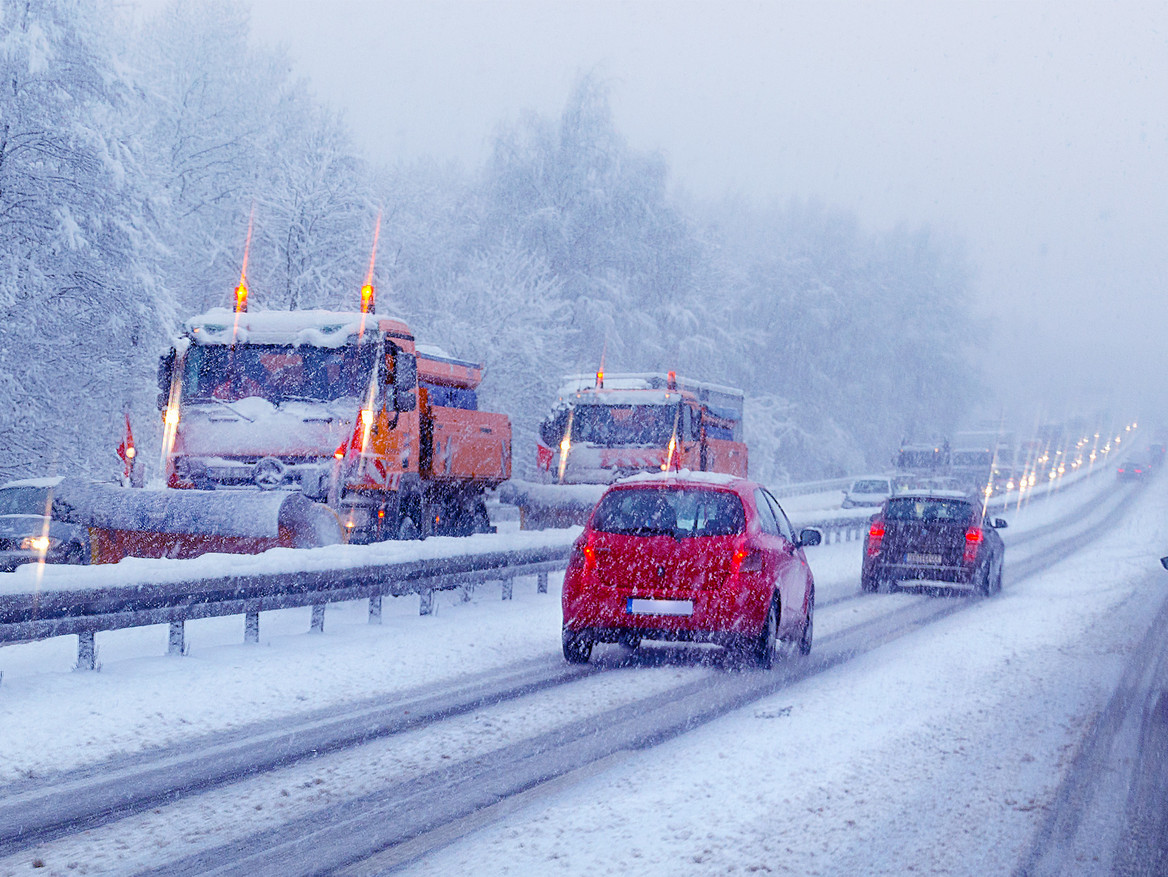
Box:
592 488 746 537
885 497 974 523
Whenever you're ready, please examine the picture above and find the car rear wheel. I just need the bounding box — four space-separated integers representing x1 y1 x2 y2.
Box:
797 589 814 656
752 598 779 669
976 562 992 597
562 629 593 664
861 573 880 593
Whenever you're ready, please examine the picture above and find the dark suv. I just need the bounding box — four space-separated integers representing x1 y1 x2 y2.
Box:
862 491 1005 596
0 477 91 571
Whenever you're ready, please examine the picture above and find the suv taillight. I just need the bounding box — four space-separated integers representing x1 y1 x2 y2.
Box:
963 526 983 564
866 521 885 556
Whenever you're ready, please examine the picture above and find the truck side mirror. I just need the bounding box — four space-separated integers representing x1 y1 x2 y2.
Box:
394 352 417 412
157 350 175 409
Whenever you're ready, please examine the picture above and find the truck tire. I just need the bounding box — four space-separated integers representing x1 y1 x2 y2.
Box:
397 516 421 540
472 500 494 534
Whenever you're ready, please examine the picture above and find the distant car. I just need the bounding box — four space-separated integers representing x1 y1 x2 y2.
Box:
0 477 91 572
1116 461 1149 481
561 472 821 667
842 477 893 508
862 490 1006 596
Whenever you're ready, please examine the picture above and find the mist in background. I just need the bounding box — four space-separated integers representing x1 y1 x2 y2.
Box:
249 0 1168 421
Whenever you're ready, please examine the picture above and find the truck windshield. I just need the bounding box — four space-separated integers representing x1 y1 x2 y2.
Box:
570 403 678 447
0 487 50 516
181 342 377 404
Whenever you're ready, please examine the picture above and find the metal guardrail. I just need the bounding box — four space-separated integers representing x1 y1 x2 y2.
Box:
0 542 572 670
2 450 1121 672
769 476 856 499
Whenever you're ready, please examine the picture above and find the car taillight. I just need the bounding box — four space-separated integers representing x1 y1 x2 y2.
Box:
567 540 597 574
733 548 764 574
866 521 885 556
964 526 983 564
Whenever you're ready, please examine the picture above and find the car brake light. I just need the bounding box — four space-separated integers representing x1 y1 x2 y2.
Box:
568 540 597 572
866 521 885 556
964 526 983 564
733 548 764 574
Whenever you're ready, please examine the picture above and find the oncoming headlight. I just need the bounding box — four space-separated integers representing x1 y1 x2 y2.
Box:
22 535 57 553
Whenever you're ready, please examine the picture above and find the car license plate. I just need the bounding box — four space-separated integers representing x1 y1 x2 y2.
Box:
627 598 693 616
905 552 943 565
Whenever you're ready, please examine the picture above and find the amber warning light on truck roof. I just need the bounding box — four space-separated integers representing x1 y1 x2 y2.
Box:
234 206 254 314
361 210 382 315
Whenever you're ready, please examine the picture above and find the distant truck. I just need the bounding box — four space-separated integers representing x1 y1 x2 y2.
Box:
504 371 748 529
156 305 510 543
895 430 1014 499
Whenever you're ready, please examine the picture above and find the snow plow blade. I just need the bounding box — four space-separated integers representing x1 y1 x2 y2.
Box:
51 478 342 563
499 480 606 530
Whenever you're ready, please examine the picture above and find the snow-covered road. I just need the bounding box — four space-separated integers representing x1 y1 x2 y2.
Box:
0 465 1162 874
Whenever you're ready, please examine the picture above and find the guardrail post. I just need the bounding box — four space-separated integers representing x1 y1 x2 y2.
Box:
538 571 548 594
310 604 326 633
369 594 382 624
502 577 513 601
76 631 95 671
419 589 434 616
245 611 260 644
168 621 185 656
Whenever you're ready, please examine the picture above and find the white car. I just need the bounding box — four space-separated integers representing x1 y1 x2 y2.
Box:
842 477 893 508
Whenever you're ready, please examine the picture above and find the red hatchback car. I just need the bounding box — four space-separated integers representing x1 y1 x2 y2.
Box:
561 473 821 667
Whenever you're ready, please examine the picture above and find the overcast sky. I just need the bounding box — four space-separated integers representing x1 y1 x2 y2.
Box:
246 0 1167 424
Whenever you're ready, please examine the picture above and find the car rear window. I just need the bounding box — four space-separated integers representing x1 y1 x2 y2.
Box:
885 497 974 523
852 480 890 493
592 487 746 537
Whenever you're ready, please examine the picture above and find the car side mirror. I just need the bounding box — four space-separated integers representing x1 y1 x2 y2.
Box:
797 528 822 548
1161 556 1168 571
993 518 1008 529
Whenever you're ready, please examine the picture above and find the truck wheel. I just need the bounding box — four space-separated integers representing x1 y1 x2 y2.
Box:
472 500 493 534
397 517 421 540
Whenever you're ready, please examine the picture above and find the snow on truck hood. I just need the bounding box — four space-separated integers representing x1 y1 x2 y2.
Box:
179 397 355 458
184 309 380 349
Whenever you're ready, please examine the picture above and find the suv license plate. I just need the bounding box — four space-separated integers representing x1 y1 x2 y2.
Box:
905 552 943 565
627 598 693 616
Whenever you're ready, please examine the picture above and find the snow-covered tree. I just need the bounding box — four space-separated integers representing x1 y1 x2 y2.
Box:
0 0 171 481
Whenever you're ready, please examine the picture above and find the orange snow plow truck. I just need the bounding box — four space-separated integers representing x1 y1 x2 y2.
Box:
54 307 509 563
150 307 510 547
502 371 748 529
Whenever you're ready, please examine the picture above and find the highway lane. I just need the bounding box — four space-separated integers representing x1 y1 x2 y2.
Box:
0 476 1142 874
